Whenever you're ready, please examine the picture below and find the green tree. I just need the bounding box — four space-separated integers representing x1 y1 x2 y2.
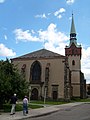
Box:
0 58 29 108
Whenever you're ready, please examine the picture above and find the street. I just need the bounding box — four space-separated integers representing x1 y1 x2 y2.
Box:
26 103 90 120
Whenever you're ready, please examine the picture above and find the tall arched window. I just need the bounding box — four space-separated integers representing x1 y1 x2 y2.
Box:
31 61 41 82
72 60 75 65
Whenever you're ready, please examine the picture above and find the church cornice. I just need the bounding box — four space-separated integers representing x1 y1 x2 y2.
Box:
11 56 66 61
11 48 66 61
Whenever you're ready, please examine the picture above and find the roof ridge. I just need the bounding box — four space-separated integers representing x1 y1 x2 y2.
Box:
11 49 65 60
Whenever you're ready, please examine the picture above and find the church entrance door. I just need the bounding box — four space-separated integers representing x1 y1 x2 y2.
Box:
31 88 38 100
53 91 58 100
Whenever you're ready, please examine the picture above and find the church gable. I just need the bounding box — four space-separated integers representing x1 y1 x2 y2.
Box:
11 49 65 60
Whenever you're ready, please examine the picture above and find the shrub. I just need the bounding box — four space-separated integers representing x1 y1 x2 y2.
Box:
3 104 23 112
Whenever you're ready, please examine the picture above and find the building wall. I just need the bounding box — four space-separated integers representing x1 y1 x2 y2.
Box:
68 55 81 71
47 59 65 98
67 55 81 97
12 57 65 99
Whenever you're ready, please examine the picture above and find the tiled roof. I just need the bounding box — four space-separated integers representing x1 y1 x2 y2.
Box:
11 49 65 60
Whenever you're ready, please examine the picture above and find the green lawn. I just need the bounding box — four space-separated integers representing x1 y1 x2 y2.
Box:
2 103 43 112
71 98 90 102
30 100 69 105
30 98 90 105
2 98 90 112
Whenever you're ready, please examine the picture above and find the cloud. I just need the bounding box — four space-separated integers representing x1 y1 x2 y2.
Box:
81 46 90 83
4 35 7 40
35 13 47 19
38 23 68 46
14 29 40 43
54 8 66 16
42 23 68 45
14 23 69 55
57 14 62 19
35 8 65 20
0 0 5 3
66 0 75 5
54 8 66 19
0 43 16 57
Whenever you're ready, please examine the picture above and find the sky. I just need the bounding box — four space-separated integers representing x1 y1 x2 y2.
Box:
0 0 90 83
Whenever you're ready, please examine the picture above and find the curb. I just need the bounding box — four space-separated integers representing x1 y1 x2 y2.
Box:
19 110 59 120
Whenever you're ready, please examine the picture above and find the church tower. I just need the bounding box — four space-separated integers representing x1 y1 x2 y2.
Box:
65 14 82 97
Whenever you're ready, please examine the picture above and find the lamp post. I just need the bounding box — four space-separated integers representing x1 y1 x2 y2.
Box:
44 86 47 105
29 85 31 102
44 65 49 105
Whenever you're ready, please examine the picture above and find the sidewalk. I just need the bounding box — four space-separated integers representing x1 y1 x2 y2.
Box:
0 102 85 120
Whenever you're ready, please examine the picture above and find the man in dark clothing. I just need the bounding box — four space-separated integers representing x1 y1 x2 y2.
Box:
10 93 17 115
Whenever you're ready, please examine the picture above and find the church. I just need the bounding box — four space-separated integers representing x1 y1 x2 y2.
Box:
11 14 86 101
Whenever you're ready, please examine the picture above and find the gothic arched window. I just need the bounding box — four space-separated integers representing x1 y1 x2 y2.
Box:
31 61 41 82
72 60 75 65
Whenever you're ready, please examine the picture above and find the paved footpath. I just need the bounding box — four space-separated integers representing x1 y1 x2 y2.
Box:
0 102 86 120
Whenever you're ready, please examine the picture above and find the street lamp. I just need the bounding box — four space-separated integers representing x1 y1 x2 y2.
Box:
44 86 47 105
29 85 31 102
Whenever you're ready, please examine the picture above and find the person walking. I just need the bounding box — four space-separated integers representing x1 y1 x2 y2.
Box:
10 93 17 115
23 96 28 116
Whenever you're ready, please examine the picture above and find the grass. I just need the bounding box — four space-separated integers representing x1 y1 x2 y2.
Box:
30 100 69 105
71 98 90 102
2 98 90 112
30 98 90 105
2 103 43 112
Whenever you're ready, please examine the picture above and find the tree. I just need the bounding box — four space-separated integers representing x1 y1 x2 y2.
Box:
0 58 29 108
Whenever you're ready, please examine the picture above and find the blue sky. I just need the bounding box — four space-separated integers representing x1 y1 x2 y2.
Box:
0 0 90 83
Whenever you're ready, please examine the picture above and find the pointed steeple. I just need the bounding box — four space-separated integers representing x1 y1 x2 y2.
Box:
65 13 82 59
70 13 77 45
70 13 76 34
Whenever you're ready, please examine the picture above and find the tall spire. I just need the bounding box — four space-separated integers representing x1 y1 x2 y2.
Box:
70 13 76 34
65 13 82 59
70 13 77 45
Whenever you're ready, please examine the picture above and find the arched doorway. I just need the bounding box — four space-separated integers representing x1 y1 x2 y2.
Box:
31 88 38 100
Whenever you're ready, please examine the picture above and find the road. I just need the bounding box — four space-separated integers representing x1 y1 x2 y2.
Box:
26 103 90 120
